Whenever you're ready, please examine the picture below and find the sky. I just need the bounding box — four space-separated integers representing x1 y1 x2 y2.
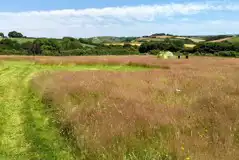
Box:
0 0 239 38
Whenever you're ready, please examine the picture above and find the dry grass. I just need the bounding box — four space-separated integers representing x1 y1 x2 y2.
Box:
210 37 233 43
104 42 142 46
184 44 196 49
1 55 239 69
28 56 239 159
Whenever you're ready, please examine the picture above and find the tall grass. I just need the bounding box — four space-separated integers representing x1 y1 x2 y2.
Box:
30 57 239 160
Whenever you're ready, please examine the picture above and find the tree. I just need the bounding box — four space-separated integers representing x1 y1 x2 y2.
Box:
0 32 4 38
31 39 42 55
123 43 132 48
21 41 33 54
0 38 21 50
63 37 75 41
139 39 185 53
8 31 24 38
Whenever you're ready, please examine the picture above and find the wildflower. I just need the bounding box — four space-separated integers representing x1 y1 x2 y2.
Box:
181 146 185 151
185 157 190 160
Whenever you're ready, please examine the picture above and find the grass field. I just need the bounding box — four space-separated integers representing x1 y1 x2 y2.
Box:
0 37 36 43
136 36 204 43
175 37 205 43
0 60 146 159
228 36 239 43
0 56 239 159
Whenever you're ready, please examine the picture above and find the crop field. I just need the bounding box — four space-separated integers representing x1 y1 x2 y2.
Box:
0 37 36 43
175 37 205 43
104 42 142 46
0 56 239 160
228 36 239 43
209 37 233 43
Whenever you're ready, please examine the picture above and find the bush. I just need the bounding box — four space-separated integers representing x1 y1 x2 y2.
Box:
8 31 24 38
139 39 185 53
61 49 86 56
217 51 239 57
194 42 238 54
150 50 161 55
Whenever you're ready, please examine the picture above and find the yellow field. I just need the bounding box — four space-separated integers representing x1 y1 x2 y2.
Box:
104 42 142 46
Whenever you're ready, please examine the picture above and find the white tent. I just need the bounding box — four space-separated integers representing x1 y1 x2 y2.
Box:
158 51 175 59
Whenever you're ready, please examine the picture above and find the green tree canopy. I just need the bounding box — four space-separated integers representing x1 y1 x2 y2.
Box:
0 32 4 38
139 39 184 53
8 31 24 38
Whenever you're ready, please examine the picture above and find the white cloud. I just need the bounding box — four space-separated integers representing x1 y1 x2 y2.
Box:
0 2 239 37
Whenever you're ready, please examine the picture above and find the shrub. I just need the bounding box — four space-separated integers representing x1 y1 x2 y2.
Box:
139 39 185 53
150 50 161 55
8 31 24 38
217 51 239 57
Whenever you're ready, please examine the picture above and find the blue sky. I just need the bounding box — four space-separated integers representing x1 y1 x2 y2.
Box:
0 0 202 11
0 0 239 37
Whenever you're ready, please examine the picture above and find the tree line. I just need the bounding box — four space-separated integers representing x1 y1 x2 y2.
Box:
0 30 239 57
139 39 239 57
0 31 25 38
0 37 139 56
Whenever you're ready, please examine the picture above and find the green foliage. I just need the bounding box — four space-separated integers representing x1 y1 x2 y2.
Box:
0 37 140 56
217 51 239 57
149 50 161 55
204 35 232 41
87 36 138 44
61 38 83 50
151 33 166 36
228 36 239 44
0 38 21 50
194 41 239 54
123 43 132 48
1 35 238 57
0 32 4 38
62 37 76 41
8 31 24 38
139 39 184 53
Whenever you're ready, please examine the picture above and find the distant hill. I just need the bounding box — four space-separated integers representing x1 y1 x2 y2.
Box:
227 36 239 44
209 37 233 43
89 36 138 44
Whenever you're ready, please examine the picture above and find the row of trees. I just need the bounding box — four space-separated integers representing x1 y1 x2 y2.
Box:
0 37 139 56
139 39 189 53
192 41 239 57
138 39 239 57
194 41 239 53
0 31 24 38
0 31 238 57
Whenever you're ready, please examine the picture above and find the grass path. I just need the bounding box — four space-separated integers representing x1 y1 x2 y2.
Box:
0 61 143 160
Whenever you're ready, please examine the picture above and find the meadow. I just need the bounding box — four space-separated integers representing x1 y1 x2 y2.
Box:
0 37 36 43
0 55 239 160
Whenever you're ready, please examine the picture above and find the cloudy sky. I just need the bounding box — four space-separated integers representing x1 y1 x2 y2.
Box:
0 0 239 38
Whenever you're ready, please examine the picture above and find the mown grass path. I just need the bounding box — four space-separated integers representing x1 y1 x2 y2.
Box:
0 61 144 160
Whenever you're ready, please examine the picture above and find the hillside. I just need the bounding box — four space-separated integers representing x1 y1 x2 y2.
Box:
0 37 35 43
228 36 239 43
204 36 239 43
